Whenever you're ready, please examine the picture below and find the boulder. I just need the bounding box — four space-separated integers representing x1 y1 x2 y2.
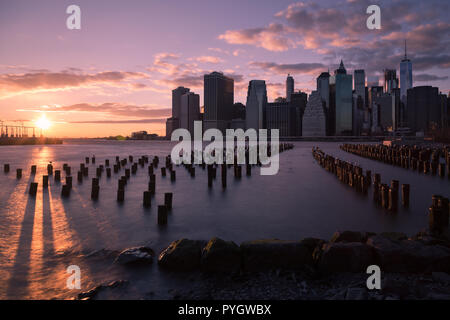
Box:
330 231 374 244
158 239 206 271
114 247 154 265
367 235 450 273
240 239 313 272
201 237 241 273
319 242 376 273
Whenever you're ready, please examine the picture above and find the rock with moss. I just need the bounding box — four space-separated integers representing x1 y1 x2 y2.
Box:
158 239 206 271
201 237 241 273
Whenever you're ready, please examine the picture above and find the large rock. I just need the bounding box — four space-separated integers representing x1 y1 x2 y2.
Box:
114 247 154 265
201 237 241 273
367 235 450 273
158 239 206 271
240 239 313 272
319 242 376 273
330 231 374 244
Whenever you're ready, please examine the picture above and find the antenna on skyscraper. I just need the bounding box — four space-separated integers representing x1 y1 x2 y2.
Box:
404 40 407 59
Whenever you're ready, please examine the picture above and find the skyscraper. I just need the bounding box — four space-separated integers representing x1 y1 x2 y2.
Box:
286 74 294 102
203 71 234 133
332 60 353 135
407 86 440 133
384 69 398 94
302 91 326 136
354 69 365 108
180 91 200 136
317 72 330 110
290 91 308 136
166 86 190 137
172 86 190 119
400 41 413 103
245 80 267 131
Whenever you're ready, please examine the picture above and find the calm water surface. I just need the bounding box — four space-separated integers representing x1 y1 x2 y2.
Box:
0 140 448 299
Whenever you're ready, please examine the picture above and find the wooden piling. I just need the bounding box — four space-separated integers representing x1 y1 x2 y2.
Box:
16 168 22 179
55 170 61 182
401 184 410 208
158 205 168 225
29 182 38 196
143 191 151 208
164 192 173 210
43 175 49 188
117 189 125 202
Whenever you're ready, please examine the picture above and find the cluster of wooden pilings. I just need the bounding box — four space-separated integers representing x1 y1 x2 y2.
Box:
2 142 294 225
312 147 409 212
340 143 450 179
177 143 294 189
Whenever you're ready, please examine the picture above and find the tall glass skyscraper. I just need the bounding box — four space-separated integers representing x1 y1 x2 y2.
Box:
245 80 267 131
400 41 413 103
286 74 294 102
332 60 353 135
204 71 234 133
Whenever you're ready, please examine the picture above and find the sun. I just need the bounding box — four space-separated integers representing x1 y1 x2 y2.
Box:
35 115 51 130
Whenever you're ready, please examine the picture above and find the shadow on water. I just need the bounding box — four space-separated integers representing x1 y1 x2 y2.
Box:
6 194 36 298
42 189 55 261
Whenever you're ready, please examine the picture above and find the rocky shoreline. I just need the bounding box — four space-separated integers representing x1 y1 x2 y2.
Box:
77 229 450 300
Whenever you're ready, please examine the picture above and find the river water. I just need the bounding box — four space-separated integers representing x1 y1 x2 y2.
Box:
0 140 448 299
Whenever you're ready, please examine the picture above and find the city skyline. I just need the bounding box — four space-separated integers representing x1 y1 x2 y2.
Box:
1 0 449 137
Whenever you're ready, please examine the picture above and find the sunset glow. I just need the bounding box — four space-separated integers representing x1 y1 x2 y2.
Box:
35 115 51 130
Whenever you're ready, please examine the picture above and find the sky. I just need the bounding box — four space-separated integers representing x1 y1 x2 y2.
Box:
0 0 449 137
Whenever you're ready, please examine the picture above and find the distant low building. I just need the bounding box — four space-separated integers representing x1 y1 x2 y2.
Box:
131 131 159 140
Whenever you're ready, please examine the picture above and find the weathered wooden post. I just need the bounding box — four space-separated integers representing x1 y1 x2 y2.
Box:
170 170 176 182
429 195 449 235
161 167 166 177
389 188 398 212
43 175 49 188
55 170 61 182
47 164 53 175
4 164 10 173
158 205 168 225
16 168 22 179
164 192 173 210
91 185 99 200
221 163 227 189
381 184 389 209
143 191 151 208
31 165 37 174
66 176 73 189
29 182 38 196
61 185 71 197
401 184 410 208
117 188 125 202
